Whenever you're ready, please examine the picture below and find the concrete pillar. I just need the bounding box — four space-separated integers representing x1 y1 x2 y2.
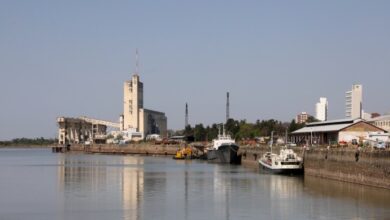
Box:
69 127 74 144
74 128 79 144
80 125 84 142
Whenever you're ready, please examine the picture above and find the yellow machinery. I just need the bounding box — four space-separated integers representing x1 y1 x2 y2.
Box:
173 147 193 160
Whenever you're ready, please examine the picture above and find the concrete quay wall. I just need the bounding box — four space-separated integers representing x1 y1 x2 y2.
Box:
239 146 390 189
304 148 390 189
70 143 180 155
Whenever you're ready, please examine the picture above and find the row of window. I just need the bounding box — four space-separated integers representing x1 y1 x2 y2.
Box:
375 120 390 127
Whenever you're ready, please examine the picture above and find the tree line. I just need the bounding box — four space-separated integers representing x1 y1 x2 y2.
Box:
177 117 317 142
0 137 57 146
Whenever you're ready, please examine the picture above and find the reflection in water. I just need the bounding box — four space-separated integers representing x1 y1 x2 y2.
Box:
58 155 108 193
3 149 390 220
122 156 144 220
50 153 390 220
213 165 231 220
304 175 390 219
268 174 304 220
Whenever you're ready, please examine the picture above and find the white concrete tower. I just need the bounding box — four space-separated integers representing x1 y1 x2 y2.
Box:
345 84 362 119
123 50 144 131
315 97 328 121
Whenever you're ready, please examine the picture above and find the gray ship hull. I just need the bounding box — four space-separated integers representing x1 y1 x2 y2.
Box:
207 144 241 164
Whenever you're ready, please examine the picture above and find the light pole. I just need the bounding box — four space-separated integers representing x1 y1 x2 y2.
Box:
310 128 313 147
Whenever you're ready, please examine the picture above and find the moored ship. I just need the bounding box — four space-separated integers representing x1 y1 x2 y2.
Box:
258 146 303 174
207 126 241 164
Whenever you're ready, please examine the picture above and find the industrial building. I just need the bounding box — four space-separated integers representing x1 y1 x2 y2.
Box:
122 74 167 139
290 118 387 145
57 52 167 144
57 116 120 145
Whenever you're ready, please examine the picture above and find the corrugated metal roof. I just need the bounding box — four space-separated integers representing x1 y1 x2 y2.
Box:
306 118 360 127
292 123 352 134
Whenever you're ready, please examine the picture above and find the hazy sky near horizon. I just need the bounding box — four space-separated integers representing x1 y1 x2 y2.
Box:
1 0 390 140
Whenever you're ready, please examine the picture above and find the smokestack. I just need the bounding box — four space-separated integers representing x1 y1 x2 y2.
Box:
185 103 189 128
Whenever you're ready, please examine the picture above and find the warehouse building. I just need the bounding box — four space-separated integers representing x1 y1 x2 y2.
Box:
290 118 387 145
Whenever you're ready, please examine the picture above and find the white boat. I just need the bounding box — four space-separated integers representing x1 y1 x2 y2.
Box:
207 125 241 164
258 147 303 174
258 132 302 174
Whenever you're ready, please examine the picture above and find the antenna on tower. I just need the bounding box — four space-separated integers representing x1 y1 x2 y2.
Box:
135 48 139 74
226 92 230 122
185 103 189 128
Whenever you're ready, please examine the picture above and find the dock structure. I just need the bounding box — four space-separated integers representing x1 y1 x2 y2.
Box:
52 145 70 153
57 117 120 145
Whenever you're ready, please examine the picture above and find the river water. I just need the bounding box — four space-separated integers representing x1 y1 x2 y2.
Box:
0 148 389 220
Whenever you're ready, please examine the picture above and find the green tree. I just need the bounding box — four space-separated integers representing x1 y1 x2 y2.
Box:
237 123 255 139
194 124 206 141
183 125 193 136
115 134 123 141
307 116 320 123
226 119 240 138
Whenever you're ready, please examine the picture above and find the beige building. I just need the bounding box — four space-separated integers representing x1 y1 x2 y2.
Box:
296 112 310 124
346 84 362 119
122 74 167 138
123 74 144 130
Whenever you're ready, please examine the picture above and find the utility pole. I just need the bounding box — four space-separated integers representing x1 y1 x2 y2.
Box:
226 92 230 122
310 128 313 146
135 48 139 74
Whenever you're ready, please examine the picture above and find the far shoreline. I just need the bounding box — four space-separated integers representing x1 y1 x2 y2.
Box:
0 145 56 148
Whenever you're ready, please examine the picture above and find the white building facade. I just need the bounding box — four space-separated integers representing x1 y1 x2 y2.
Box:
315 97 328 122
368 115 390 133
345 84 362 119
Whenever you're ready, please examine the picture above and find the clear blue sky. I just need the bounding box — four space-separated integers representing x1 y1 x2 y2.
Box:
1 0 390 140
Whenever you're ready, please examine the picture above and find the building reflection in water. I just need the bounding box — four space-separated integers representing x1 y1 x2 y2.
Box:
57 154 108 193
57 154 146 220
122 156 144 220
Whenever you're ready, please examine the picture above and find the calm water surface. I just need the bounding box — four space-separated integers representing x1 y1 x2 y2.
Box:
0 148 389 220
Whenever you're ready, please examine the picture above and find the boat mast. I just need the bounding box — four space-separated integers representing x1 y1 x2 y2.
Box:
270 131 274 154
285 127 288 146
